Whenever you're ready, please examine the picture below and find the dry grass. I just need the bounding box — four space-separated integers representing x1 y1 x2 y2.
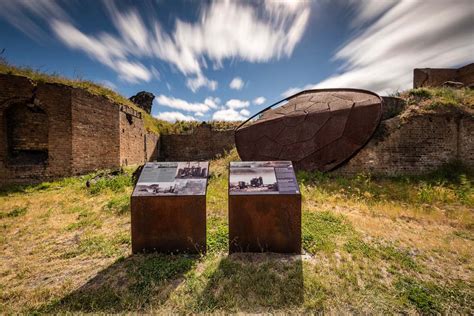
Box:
0 150 473 314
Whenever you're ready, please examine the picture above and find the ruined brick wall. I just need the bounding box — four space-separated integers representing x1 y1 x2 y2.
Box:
70 89 121 174
0 74 160 186
119 106 146 166
336 113 473 176
160 124 234 161
414 63 474 88
145 133 160 161
0 75 73 185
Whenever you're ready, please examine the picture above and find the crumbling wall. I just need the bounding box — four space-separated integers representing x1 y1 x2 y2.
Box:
0 73 160 186
160 124 234 161
0 75 73 185
336 112 474 176
414 63 474 88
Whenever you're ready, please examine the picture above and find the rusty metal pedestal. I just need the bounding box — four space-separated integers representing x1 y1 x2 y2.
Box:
228 161 301 253
131 161 209 254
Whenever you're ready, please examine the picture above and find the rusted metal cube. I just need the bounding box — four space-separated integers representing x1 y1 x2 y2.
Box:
131 162 208 254
228 161 301 253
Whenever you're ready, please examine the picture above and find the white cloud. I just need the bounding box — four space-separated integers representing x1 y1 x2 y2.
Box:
240 109 250 116
212 108 248 121
51 19 151 83
115 60 152 83
204 97 220 109
186 74 218 92
229 77 244 90
252 96 266 105
226 99 250 109
155 95 210 113
283 0 474 95
195 112 205 117
154 111 196 122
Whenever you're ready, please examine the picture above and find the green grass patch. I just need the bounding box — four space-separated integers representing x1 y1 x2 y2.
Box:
65 209 102 231
302 211 352 254
0 206 28 219
396 277 441 314
207 215 228 253
86 173 132 195
104 194 130 215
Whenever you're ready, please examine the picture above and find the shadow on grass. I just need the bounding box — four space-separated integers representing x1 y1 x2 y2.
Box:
36 253 199 313
195 253 304 313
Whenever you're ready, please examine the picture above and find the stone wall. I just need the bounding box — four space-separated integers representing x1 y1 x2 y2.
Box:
336 112 474 176
0 74 159 186
414 63 474 88
160 124 234 161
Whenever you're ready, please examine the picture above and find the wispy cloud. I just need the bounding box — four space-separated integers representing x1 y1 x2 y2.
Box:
283 0 474 95
252 96 266 105
154 111 196 122
0 0 310 90
229 77 244 90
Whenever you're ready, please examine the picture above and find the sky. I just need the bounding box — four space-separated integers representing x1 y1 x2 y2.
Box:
0 0 472 122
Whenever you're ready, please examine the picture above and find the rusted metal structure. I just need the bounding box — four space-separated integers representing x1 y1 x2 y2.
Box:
131 162 208 254
235 89 383 172
228 161 301 253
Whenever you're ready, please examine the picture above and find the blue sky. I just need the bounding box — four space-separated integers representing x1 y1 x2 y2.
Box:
0 0 473 122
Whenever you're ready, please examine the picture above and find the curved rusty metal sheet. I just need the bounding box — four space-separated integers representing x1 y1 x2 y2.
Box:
234 89 383 172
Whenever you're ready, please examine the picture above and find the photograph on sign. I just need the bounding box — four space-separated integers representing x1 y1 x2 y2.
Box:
133 161 208 196
229 161 299 195
229 167 278 194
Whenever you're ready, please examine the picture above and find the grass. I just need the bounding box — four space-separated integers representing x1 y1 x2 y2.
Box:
0 149 473 313
403 87 474 111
